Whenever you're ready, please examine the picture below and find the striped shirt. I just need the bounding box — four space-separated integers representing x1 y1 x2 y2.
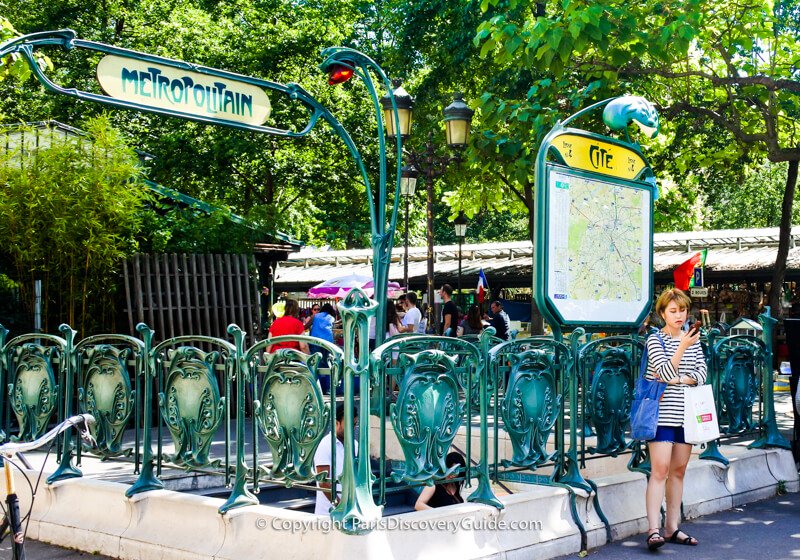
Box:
645 332 707 427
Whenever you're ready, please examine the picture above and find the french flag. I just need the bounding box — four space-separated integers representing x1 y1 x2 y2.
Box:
477 269 488 303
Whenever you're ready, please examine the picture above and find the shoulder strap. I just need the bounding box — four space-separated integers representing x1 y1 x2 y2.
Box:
639 332 667 379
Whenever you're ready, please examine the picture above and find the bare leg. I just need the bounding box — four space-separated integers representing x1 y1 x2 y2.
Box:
665 443 695 541
646 441 673 540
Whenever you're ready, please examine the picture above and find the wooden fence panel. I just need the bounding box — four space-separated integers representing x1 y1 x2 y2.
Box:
123 253 259 345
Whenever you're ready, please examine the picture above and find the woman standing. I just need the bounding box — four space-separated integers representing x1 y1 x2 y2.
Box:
644 288 706 550
309 303 337 393
268 299 309 354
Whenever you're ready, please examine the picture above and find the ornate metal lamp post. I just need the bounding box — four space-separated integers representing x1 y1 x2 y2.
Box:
381 82 415 292
399 165 418 289
453 210 467 308
404 94 474 333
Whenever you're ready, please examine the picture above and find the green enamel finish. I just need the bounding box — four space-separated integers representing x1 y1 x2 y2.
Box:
157 346 226 468
389 350 466 484
627 440 651 476
499 348 561 468
220 324 257 514
698 439 729 465
383 335 483 403
330 288 383 534
0 325 6 441
709 333 767 450
580 339 639 455
750 307 791 450
719 347 759 433
49 324 82 483
550 329 591 492
77 345 135 456
468 328 502 508
319 48 405 348
256 350 331 482
8 344 59 441
602 96 660 139
128 323 164 497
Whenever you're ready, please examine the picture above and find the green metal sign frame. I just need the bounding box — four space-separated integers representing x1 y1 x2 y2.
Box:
534 97 659 336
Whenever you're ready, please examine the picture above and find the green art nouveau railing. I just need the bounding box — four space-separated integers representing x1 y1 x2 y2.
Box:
0 296 789 542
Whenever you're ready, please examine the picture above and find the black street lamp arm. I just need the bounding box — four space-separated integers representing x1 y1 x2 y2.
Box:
402 132 465 334
403 134 464 180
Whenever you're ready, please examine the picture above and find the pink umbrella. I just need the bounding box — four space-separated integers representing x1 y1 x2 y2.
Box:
307 274 404 299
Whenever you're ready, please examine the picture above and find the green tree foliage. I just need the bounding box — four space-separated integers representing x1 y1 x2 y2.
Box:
0 15 52 84
136 204 261 254
0 0 379 249
707 160 800 229
0 117 146 334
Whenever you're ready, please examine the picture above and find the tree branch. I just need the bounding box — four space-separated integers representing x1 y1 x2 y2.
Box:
498 173 530 207
613 65 800 93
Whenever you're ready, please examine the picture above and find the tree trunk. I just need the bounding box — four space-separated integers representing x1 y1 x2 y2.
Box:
525 182 534 239
768 160 798 318
524 182 545 334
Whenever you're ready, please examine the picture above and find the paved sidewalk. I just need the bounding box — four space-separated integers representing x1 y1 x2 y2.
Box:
557 492 800 560
0 539 116 559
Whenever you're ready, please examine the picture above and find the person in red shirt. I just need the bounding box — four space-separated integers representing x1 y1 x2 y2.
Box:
268 299 309 353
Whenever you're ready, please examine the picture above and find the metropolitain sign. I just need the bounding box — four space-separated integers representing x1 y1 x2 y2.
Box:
97 55 271 126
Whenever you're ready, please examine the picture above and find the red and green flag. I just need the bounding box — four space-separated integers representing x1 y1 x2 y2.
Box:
673 249 707 291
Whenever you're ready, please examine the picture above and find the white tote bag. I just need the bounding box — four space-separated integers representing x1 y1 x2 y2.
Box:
683 384 721 444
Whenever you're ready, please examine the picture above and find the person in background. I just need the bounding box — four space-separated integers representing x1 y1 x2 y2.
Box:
303 303 320 330
419 302 429 334
268 298 309 353
643 288 706 550
313 402 358 515
457 304 484 337
385 301 402 339
309 303 336 393
440 284 458 336
485 300 510 340
414 451 466 510
396 295 407 318
400 292 421 333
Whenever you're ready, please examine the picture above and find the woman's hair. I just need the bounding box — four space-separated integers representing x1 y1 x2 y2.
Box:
466 305 483 330
283 298 300 318
320 303 336 316
386 301 400 329
654 288 692 317
445 451 467 492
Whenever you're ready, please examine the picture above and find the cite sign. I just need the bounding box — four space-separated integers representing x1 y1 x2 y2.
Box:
549 133 647 181
97 55 271 126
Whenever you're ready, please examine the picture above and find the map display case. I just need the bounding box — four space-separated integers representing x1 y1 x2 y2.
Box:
534 97 659 332
545 165 652 325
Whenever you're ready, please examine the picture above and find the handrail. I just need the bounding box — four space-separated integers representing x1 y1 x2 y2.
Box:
0 415 96 458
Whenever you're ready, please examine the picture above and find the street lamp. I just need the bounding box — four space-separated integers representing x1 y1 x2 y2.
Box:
381 80 414 139
453 211 468 308
400 165 418 290
403 93 474 333
444 94 474 147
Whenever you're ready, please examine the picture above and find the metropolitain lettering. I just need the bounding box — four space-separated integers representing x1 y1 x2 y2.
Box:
119 66 254 118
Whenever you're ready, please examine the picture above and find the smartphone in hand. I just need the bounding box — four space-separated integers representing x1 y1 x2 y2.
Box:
688 320 702 336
